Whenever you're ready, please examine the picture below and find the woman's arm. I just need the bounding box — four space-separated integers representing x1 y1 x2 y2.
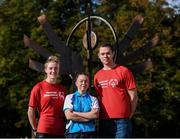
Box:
64 109 90 122
73 108 99 119
27 106 37 130
74 96 100 120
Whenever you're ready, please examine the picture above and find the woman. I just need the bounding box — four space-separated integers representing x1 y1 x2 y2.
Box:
63 72 99 138
27 55 66 138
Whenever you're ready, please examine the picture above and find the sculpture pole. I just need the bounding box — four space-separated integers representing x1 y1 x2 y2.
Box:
86 1 93 88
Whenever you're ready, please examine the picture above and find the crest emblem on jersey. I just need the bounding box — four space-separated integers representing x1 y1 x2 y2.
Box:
59 92 65 99
109 79 118 88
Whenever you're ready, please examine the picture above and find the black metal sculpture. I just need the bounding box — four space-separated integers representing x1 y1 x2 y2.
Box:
24 1 159 87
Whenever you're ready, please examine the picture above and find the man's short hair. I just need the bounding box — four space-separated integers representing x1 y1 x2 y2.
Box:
99 43 114 52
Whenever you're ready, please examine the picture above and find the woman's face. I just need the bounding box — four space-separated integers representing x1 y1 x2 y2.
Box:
45 62 59 81
75 74 89 94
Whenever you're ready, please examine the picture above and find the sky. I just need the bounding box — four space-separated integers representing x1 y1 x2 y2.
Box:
166 0 180 13
167 0 180 6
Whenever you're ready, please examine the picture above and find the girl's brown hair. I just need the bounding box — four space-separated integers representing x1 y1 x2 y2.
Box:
44 55 60 69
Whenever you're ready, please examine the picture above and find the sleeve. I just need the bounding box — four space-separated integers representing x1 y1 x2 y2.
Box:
60 84 66 99
91 96 100 109
59 84 66 101
28 84 40 108
124 68 137 90
63 94 73 111
93 74 99 92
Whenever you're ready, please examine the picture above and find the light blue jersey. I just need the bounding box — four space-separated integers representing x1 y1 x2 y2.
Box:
63 91 99 133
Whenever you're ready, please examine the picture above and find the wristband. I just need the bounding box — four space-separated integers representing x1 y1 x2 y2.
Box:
32 129 37 132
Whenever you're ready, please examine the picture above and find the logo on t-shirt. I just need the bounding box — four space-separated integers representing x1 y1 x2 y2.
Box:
58 91 65 100
44 92 58 97
43 91 64 99
97 79 118 88
109 79 118 88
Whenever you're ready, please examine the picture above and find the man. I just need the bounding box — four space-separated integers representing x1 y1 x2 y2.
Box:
94 43 138 138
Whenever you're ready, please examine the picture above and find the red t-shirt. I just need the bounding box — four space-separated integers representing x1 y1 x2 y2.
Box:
29 80 66 135
94 65 136 119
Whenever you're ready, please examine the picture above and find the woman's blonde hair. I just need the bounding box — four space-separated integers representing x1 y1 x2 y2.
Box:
44 55 60 69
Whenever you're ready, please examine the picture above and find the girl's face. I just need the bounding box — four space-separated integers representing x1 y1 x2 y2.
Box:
45 62 59 81
75 74 89 94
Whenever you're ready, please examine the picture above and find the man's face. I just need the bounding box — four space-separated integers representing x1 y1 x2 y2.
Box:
98 46 114 65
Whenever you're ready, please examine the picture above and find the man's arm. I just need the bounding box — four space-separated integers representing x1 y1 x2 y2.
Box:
27 106 37 130
74 108 99 119
64 109 90 122
128 88 138 119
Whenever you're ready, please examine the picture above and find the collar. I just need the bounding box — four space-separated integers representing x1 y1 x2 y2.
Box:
103 64 117 70
74 90 89 97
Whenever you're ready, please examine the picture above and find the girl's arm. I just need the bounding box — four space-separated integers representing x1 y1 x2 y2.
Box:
27 106 37 130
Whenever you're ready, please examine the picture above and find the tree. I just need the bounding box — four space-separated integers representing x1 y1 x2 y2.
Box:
0 0 179 137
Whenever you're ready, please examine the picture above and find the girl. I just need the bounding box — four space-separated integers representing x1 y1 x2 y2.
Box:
27 55 66 138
